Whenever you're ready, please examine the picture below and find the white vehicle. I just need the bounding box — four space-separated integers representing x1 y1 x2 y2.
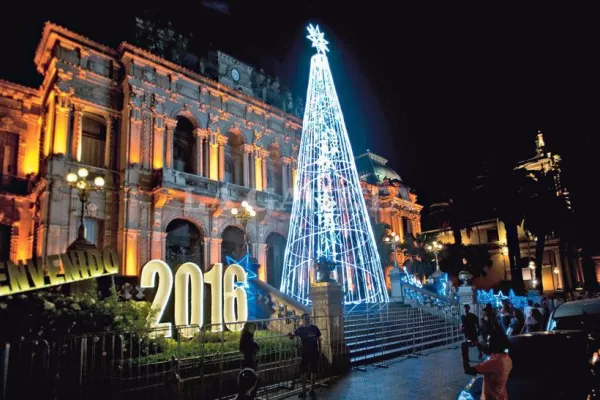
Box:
546 298 600 332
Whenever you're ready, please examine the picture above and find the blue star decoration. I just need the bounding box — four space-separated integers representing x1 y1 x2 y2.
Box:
307 24 329 54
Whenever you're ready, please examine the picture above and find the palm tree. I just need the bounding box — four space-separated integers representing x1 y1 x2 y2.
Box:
372 222 392 268
429 192 473 246
522 169 571 292
475 159 531 292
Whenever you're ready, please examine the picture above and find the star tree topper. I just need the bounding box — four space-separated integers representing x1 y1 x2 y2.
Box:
307 24 329 54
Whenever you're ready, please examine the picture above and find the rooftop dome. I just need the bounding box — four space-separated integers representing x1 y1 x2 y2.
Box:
355 151 403 184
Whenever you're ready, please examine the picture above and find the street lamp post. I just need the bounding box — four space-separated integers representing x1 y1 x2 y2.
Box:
427 241 443 272
231 201 256 255
384 232 401 271
66 167 105 249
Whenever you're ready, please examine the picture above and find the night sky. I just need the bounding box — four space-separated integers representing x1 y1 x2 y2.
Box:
1 2 598 244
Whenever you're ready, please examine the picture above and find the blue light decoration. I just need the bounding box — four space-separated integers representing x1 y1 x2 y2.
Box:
477 289 528 310
280 24 389 305
401 273 424 288
225 252 273 320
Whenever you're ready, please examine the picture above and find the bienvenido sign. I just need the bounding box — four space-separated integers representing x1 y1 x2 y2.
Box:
0 247 119 296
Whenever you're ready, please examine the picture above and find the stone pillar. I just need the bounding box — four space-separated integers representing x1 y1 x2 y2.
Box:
217 134 228 181
165 118 177 169
457 285 478 316
261 150 269 192
104 116 113 168
203 237 211 271
53 91 72 156
242 144 253 188
152 117 165 170
249 150 256 189
195 128 208 176
209 132 219 181
72 106 83 161
291 160 298 195
256 243 268 282
389 268 405 302
396 214 405 243
309 282 350 374
210 237 222 265
281 157 291 197
254 149 263 191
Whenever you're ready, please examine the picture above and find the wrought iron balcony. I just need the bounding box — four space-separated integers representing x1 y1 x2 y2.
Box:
0 175 34 196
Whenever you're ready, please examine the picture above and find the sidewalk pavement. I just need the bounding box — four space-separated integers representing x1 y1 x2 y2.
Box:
304 347 472 400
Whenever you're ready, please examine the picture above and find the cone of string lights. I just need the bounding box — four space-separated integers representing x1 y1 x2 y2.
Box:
280 24 389 305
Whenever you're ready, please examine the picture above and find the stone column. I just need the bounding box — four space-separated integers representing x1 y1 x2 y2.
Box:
256 243 268 282
309 282 349 374
72 106 83 161
291 160 298 195
104 116 113 168
209 132 219 181
254 149 263 191
397 213 405 243
52 91 72 156
242 144 252 188
210 237 223 265
195 128 208 176
203 237 211 271
249 150 256 189
217 134 228 181
152 117 165 170
261 149 269 192
165 118 177 169
281 157 291 197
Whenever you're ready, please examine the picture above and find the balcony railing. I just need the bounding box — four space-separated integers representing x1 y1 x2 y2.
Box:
0 175 34 196
157 168 287 209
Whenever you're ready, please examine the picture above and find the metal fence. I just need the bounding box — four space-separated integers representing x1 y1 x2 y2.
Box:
0 315 345 400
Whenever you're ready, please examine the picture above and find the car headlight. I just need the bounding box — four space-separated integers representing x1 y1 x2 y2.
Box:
457 390 476 400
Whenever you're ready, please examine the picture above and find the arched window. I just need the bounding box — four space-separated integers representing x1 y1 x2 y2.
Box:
81 114 106 168
224 157 234 183
173 117 195 173
166 219 202 268
221 226 246 261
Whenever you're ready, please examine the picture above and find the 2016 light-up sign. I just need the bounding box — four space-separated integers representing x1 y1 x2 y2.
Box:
140 260 248 337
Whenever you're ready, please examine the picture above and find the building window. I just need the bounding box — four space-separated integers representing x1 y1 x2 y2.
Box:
0 224 10 261
173 117 195 173
84 218 100 246
487 228 499 243
0 132 18 177
81 115 106 168
224 157 234 183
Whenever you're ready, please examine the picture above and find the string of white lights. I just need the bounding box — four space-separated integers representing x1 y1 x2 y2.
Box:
280 25 389 305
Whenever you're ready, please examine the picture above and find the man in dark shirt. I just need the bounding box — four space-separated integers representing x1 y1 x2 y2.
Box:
462 304 483 360
288 313 322 398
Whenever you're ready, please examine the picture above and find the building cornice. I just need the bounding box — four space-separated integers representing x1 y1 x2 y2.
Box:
118 42 303 127
34 22 118 75
0 79 41 102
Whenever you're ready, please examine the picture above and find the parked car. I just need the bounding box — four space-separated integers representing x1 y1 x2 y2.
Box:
547 298 600 333
457 331 600 400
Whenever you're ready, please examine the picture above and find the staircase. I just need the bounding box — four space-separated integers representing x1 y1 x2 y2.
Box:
344 291 462 365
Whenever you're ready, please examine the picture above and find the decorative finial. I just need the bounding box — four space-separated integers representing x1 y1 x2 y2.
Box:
536 130 545 155
307 24 329 54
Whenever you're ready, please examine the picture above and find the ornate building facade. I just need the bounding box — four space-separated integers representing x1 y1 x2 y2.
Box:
0 22 303 289
0 22 422 292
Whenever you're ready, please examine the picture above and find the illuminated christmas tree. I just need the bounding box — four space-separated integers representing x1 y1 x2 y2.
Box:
280 25 389 305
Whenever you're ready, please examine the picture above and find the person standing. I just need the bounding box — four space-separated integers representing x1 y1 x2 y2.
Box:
240 322 260 370
288 313 322 398
462 323 512 400
462 304 483 360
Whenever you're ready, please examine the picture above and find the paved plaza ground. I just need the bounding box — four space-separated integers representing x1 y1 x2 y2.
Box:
302 347 472 400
